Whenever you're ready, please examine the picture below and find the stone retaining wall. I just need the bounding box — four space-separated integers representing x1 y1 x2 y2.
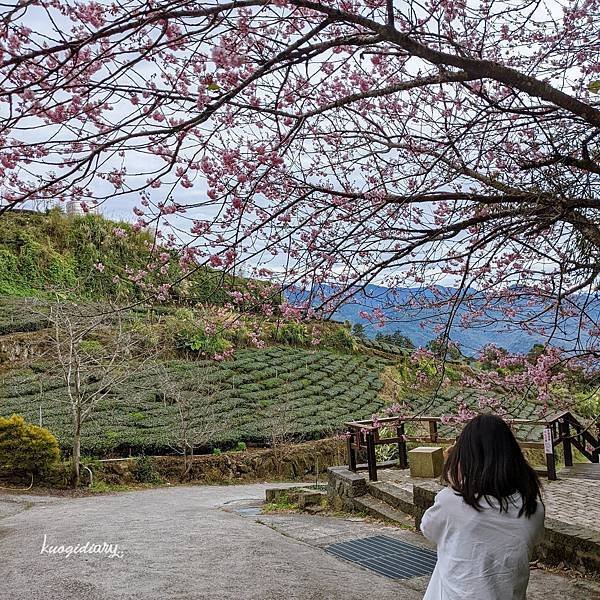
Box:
535 517 600 575
412 480 444 529
98 438 346 485
327 466 368 511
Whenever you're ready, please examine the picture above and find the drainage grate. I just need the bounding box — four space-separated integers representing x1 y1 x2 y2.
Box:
325 535 437 580
231 506 262 516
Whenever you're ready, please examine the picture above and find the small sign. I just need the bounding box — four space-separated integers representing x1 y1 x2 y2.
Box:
543 428 554 454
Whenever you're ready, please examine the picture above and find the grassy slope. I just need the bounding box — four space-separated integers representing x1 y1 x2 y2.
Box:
0 209 249 304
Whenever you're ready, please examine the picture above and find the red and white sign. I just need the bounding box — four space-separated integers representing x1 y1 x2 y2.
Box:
543 429 554 454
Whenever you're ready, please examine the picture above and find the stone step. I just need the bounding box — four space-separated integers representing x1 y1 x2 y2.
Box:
353 495 415 529
366 481 416 517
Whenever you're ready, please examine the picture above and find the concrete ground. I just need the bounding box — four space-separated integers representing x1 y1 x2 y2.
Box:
1 484 599 600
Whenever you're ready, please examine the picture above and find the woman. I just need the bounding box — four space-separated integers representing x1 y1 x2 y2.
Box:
421 414 544 600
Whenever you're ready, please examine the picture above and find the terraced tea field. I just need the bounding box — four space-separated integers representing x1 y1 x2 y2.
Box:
0 347 389 456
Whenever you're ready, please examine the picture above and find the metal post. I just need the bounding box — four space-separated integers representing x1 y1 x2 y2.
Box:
397 423 408 469
366 431 378 481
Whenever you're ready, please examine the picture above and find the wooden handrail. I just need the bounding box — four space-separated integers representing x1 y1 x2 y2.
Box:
344 411 599 482
346 414 554 428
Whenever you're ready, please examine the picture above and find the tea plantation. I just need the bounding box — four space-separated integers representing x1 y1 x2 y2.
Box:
0 346 389 456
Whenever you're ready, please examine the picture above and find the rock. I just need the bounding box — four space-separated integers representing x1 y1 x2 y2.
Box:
296 491 325 508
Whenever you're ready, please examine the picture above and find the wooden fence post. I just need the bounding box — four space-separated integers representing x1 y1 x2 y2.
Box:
366 431 378 481
347 432 357 472
429 420 438 443
559 419 573 467
397 423 408 469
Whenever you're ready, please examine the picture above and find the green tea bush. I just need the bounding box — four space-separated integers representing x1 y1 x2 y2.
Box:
0 414 60 477
0 349 395 456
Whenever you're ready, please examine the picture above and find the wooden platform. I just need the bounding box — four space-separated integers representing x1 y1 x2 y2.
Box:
558 462 600 481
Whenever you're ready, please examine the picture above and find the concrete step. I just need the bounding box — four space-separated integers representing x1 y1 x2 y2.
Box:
353 495 415 528
366 481 416 517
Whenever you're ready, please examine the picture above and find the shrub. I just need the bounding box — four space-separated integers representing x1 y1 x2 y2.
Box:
234 441 247 452
321 326 355 351
0 414 60 477
271 322 309 345
79 339 104 354
133 455 162 483
180 328 232 355
222 324 250 344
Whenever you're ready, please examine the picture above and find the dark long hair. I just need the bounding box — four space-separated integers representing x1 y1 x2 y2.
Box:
443 414 542 517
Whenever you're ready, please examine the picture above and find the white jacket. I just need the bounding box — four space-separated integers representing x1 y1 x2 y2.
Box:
421 487 544 600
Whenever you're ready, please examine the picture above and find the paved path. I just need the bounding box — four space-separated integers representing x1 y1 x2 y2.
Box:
1 484 599 600
380 464 600 535
559 463 600 481
544 475 600 533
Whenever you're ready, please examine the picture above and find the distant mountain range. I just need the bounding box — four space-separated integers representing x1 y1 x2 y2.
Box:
290 284 599 356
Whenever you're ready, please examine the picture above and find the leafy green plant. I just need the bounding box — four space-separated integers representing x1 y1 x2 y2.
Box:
575 389 600 419
133 455 162 484
129 411 146 422
179 327 232 355
321 326 355 351
212 448 222 456
0 414 60 477
234 441 247 452
89 480 131 493
271 322 309 345
263 493 298 512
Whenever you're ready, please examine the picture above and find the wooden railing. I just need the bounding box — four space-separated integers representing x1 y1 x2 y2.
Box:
541 411 600 479
344 411 599 482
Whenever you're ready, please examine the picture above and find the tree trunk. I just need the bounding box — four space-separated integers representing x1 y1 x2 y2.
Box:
182 446 193 480
72 428 81 488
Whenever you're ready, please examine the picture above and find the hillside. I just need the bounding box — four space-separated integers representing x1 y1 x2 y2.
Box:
0 347 387 456
0 209 255 305
0 336 549 458
0 288 561 459
0 211 587 462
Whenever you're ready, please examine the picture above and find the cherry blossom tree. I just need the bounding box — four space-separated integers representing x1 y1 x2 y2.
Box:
1 0 598 411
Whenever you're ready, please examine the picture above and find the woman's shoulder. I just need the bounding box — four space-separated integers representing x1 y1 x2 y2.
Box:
435 486 463 505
